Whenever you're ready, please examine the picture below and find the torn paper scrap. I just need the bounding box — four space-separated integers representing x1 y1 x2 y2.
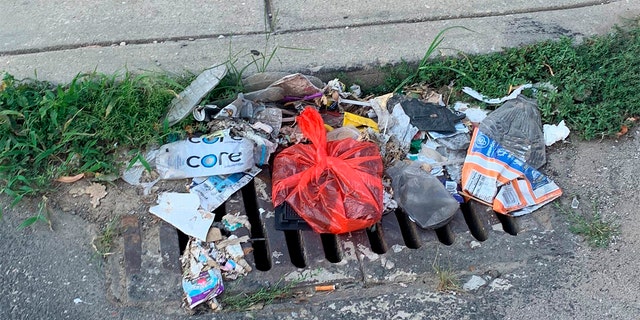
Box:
461 129 562 216
543 120 570 146
189 166 261 212
149 192 214 240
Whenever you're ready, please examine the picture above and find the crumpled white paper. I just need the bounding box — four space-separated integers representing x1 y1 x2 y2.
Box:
543 120 570 146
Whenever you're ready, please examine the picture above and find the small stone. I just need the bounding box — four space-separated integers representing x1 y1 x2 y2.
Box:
571 196 579 209
492 223 504 232
463 275 487 291
470 241 481 249
391 244 405 253
489 278 513 292
119 41 126 46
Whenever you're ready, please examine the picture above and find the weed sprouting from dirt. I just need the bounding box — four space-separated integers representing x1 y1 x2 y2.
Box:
555 200 619 248
394 26 474 93
17 196 52 230
432 246 460 292
204 9 309 104
92 216 120 258
220 277 302 311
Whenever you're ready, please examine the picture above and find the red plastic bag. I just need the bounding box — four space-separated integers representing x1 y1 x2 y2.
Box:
272 107 384 234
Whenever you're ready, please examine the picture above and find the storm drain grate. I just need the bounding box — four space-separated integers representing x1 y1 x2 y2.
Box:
114 168 522 310
172 168 519 272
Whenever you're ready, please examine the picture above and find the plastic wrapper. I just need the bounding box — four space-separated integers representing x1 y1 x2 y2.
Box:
479 95 546 169
244 73 322 102
461 129 562 216
182 269 224 309
543 120 570 146
399 99 465 133
155 129 254 179
387 161 459 229
272 107 384 234
165 65 227 126
343 112 379 132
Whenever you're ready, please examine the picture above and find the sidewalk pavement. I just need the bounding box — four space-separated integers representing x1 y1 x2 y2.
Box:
1 0 639 83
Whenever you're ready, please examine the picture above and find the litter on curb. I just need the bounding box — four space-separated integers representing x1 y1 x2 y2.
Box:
123 67 567 311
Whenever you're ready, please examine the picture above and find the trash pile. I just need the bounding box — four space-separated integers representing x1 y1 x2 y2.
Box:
123 64 568 311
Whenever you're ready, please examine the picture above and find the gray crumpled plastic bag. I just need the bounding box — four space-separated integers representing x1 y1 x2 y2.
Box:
387 161 459 229
479 95 546 169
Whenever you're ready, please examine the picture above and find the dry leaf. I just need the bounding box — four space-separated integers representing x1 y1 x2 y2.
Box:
55 173 85 183
616 125 628 138
86 183 107 208
425 92 443 105
69 183 107 208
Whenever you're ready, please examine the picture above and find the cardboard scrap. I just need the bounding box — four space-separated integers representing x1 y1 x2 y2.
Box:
206 228 223 243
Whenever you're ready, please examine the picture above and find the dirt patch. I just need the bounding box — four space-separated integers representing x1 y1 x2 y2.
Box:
50 178 187 230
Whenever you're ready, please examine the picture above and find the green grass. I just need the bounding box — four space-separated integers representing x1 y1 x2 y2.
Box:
0 38 290 224
16 195 51 230
0 71 193 215
554 201 619 248
377 22 640 140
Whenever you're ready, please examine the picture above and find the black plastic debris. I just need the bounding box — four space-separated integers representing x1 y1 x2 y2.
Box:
389 95 465 133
